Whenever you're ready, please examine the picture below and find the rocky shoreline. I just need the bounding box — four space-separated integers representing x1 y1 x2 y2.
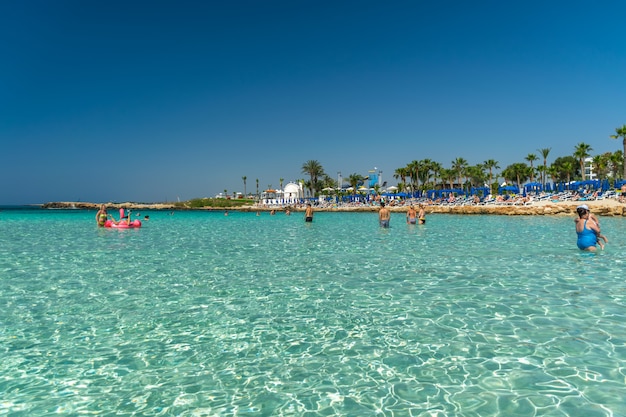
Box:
41 200 626 216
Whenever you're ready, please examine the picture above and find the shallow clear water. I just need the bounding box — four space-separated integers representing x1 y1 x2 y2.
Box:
1 208 625 416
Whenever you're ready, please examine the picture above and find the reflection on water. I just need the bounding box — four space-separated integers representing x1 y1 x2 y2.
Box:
1 209 625 416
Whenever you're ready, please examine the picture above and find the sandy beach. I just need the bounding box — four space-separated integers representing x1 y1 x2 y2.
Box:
42 198 626 216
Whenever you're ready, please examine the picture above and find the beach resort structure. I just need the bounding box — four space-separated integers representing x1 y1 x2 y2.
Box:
260 181 305 206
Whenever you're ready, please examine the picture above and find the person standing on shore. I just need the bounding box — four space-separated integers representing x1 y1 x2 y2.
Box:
305 203 314 222
379 202 390 228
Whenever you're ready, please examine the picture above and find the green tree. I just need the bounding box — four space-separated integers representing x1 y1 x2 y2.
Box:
451 157 468 191
347 173 363 194
610 124 626 179
440 168 455 189
536 165 547 187
592 153 610 180
502 163 530 190
407 160 420 192
547 165 558 185
610 150 624 180
551 156 579 183
417 163 432 190
418 159 434 189
430 161 443 189
483 159 500 193
301 160 325 197
525 153 538 182
393 167 409 191
242 176 247 197
562 161 575 187
537 148 551 187
466 164 487 188
573 142 593 180
321 174 336 189
256 178 259 198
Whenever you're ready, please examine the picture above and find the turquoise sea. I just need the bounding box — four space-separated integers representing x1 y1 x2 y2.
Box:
1 207 625 417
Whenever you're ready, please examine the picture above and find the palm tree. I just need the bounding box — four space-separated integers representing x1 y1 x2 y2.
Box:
551 156 579 182
393 167 409 191
407 160 420 192
419 159 434 190
279 178 284 190
610 150 624 180
430 161 443 189
525 153 538 182
536 165 547 187
592 154 609 180
483 159 500 192
610 124 626 179
347 173 363 194
301 160 325 197
547 165 558 185
502 163 530 191
320 174 336 189
573 142 593 180
256 178 259 198
562 161 575 187
451 157 468 190
440 168 455 189
538 148 551 187
242 176 247 197
466 164 487 189
417 167 431 190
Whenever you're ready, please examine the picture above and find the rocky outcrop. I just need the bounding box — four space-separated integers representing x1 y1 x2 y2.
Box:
42 202 177 210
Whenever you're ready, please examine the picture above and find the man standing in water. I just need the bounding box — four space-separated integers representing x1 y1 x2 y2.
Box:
379 202 390 228
406 205 417 224
304 203 314 222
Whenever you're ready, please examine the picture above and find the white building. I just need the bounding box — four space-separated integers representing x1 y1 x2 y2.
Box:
283 181 304 202
261 181 304 206
584 157 596 180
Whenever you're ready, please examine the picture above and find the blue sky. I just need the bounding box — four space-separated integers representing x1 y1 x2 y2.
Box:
1 0 625 204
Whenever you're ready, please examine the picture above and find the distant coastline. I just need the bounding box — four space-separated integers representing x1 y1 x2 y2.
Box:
41 200 626 216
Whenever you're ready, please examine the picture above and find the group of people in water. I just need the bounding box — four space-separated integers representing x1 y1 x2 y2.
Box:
95 205 149 227
98 202 607 251
378 201 606 252
95 205 133 227
301 202 426 229
377 203 425 228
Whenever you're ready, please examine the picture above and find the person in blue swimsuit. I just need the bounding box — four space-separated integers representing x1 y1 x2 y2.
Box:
575 205 602 251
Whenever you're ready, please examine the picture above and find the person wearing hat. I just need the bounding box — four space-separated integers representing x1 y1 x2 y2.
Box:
575 205 606 251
